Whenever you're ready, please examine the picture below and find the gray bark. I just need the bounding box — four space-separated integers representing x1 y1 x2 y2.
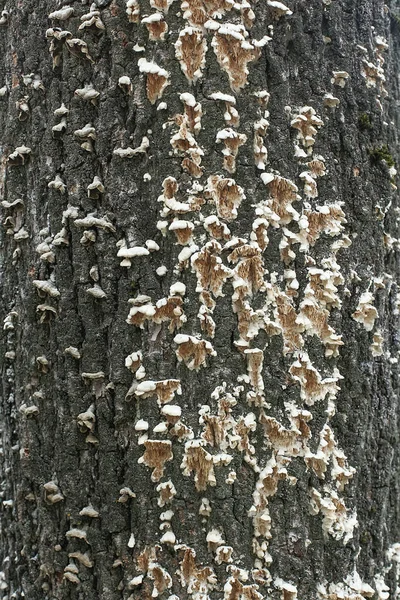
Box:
1 0 400 599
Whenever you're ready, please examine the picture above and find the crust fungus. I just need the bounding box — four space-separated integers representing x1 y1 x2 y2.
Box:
44 481 64 504
267 0 293 18
209 92 240 127
174 334 216 369
66 528 88 542
207 175 245 221
86 175 105 200
260 173 299 225
203 215 231 241
16 96 29 121
33 279 60 298
211 23 258 91
49 6 74 20
181 0 233 27
310 487 356 543
116 76 132 98
181 441 216 490
126 296 155 327
79 5 105 31
352 292 378 332
142 13 168 40
8 145 31 166
135 379 182 404
75 84 99 104
35 239 55 264
274 291 303 353
66 38 94 63
86 284 106 299
331 71 349 87
48 174 66 194
274 579 298 600
126 0 140 22
169 220 195 245
138 58 170 104
153 295 187 331
74 214 116 233
156 480 177 506
69 552 93 568
289 353 342 405
118 487 136 503
77 405 96 433
113 136 149 158
361 59 385 89
244 348 264 391
139 440 173 481
191 241 232 296
229 244 265 296
74 123 96 151
79 505 99 518
46 28 72 67
175 28 207 83
370 331 384 357
323 93 340 108
216 128 247 173
291 106 323 151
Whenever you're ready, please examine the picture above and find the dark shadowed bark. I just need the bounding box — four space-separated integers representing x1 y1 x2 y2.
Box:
1 0 400 598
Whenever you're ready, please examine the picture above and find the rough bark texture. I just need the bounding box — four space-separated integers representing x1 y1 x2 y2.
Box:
1 0 400 599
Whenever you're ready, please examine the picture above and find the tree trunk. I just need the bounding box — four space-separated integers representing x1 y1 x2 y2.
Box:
1 0 400 598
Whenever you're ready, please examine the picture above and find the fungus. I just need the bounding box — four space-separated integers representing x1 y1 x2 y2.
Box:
74 214 116 233
323 93 340 108
79 5 105 31
48 174 66 194
66 528 88 541
52 118 67 137
181 441 216 490
138 58 170 104
142 13 168 40
352 292 378 332
8 145 31 166
126 0 140 22
174 334 216 370
49 6 74 20
267 0 293 18
69 552 93 568
331 71 349 87
79 505 99 518
156 480 177 506
153 295 187 331
139 440 173 481
77 405 96 433
44 481 64 504
16 97 29 121
113 136 149 158
75 84 100 104
118 75 132 94
291 106 323 151
169 220 195 245
210 92 240 127
175 27 207 83
216 128 247 173
211 23 258 91
370 331 384 357
86 285 106 299
207 175 245 221
33 279 60 298
135 379 182 404
289 353 342 405
74 123 96 151
66 38 94 62
118 487 136 503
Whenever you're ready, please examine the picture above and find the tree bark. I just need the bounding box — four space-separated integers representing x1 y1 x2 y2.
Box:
1 0 400 598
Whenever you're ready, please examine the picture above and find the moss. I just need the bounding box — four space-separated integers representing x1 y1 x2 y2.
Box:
369 145 395 168
359 113 372 131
